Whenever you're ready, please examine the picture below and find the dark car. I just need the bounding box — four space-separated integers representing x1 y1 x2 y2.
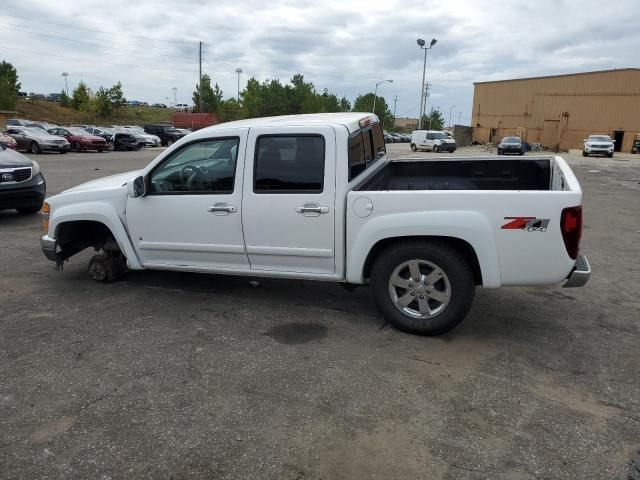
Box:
48 127 109 152
6 127 70 154
497 136 525 155
0 144 46 214
113 132 146 151
144 124 186 146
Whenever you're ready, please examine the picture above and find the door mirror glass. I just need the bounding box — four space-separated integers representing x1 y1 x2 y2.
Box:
128 176 146 198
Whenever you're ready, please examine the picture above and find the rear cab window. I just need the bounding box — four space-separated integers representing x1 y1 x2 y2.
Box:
348 122 385 181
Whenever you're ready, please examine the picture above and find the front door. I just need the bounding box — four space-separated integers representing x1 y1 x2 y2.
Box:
242 126 336 275
126 134 249 270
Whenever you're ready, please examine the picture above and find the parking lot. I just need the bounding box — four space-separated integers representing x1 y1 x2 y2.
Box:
1 144 639 479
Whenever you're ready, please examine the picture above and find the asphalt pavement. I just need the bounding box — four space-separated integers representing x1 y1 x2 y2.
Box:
1 144 638 479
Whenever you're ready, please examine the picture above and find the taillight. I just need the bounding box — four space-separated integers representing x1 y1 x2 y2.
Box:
560 206 582 259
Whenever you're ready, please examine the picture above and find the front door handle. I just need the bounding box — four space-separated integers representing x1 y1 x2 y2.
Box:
295 203 329 217
208 202 237 215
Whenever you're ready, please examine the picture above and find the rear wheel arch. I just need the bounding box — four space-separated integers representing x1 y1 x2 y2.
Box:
362 236 483 286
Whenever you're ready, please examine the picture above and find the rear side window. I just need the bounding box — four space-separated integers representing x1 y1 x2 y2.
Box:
254 135 325 193
348 122 386 181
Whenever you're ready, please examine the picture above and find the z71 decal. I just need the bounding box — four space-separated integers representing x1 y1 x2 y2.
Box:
502 217 550 232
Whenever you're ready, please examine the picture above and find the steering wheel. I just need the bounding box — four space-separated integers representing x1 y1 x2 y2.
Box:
181 164 207 189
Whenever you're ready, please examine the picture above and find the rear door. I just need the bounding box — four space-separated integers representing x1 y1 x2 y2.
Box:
242 126 336 275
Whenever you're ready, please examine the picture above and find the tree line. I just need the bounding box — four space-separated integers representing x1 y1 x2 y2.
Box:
1 59 428 129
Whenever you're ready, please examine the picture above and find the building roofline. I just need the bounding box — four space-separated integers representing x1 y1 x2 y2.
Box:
473 68 640 85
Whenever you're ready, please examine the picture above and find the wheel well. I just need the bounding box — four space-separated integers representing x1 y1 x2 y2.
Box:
362 236 483 285
55 220 120 261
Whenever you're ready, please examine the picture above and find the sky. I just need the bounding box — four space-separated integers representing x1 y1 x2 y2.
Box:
1 0 638 125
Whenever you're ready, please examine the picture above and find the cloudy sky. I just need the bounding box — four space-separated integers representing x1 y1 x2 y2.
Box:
1 0 638 124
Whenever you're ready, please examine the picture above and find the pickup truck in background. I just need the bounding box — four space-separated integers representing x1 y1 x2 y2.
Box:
39 113 590 335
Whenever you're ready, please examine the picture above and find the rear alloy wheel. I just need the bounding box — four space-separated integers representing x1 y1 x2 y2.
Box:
371 240 475 335
410 144 417 152
30 142 41 154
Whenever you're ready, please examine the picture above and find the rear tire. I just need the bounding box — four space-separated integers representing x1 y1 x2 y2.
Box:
434 145 440 153
30 142 41 154
410 144 417 152
72 141 81 152
370 240 475 335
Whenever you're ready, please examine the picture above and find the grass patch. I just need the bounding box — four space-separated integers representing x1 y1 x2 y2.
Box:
14 100 174 126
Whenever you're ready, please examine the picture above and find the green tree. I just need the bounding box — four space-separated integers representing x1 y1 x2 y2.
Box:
0 60 21 109
421 108 445 130
95 86 112 116
338 97 351 112
60 89 70 107
193 74 222 113
352 93 393 127
71 81 91 110
107 81 127 111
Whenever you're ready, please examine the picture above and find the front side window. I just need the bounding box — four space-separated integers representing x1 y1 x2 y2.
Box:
149 138 239 193
254 135 325 193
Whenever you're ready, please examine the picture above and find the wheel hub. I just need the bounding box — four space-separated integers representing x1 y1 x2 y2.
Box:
388 259 451 319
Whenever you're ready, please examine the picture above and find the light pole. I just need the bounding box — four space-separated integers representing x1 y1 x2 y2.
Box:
235 68 243 103
172 87 177 106
417 38 437 130
372 79 393 117
61 72 69 95
449 105 456 128
393 95 398 126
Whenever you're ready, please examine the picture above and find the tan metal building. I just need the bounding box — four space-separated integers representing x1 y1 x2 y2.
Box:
471 68 640 152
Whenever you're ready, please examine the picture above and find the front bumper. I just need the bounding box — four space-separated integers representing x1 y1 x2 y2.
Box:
438 144 456 152
41 143 70 152
41 234 58 262
563 254 590 288
585 147 613 154
0 174 46 210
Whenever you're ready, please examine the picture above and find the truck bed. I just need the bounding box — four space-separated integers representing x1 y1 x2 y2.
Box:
357 157 552 191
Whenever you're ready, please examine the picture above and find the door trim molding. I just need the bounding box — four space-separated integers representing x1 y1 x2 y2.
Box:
139 241 245 254
246 245 333 258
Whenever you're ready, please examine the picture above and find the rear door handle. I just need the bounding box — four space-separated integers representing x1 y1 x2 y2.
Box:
208 202 237 215
295 203 329 217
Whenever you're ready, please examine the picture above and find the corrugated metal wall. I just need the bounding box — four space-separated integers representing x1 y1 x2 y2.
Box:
471 69 640 152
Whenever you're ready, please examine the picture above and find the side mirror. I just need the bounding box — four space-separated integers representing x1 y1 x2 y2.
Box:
128 176 146 198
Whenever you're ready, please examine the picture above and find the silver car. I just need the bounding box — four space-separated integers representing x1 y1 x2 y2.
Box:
5 127 70 154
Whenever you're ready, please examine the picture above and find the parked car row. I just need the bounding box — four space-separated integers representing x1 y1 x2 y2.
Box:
384 132 411 143
2 118 191 153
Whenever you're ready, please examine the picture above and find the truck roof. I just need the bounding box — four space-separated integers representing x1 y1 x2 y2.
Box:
197 112 378 134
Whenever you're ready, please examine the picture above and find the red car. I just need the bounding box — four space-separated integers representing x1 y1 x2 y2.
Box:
48 127 109 152
0 131 17 149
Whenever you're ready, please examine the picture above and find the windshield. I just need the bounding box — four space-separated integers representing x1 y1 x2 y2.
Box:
430 132 447 140
127 126 144 132
502 137 521 144
588 135 611 142
67 127 90 135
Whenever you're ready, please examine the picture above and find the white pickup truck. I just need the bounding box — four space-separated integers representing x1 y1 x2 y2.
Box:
40 113 590 335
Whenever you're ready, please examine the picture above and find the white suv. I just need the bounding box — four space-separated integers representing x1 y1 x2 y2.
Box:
583 135 614 158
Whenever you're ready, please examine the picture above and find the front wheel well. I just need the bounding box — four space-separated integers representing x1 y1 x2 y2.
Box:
362 236 483 286
55 220 121 261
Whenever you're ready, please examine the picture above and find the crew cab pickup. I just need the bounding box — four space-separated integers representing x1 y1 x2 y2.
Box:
40 113 590 335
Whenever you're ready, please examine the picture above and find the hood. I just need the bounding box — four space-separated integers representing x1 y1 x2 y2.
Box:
62 170 142 193
0 147 34 168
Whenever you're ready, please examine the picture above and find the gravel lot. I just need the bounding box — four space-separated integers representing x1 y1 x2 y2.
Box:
1 144 639 479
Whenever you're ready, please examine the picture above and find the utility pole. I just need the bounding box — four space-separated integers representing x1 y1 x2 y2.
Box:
393 95 398 126
458 112 462 125
172 87 177 106
198 41 203 113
